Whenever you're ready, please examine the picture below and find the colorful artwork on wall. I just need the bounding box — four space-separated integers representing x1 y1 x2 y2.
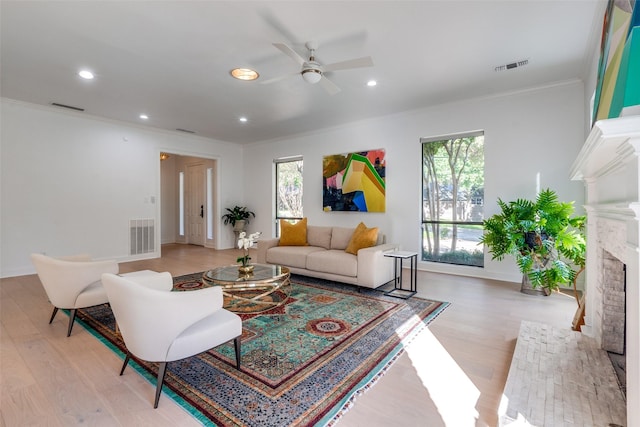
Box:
592 0 640 123
323 149 386 212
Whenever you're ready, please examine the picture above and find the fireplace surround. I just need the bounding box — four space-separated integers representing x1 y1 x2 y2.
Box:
602 250 626 356
570 115 640 426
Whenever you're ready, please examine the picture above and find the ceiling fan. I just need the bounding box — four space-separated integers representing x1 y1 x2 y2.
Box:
261 41 374 95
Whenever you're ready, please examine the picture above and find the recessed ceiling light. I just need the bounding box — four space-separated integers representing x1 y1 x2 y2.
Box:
239 117 248 123
230 68 259 81
78 70 94 80
367 80 377 87
139 114 149 120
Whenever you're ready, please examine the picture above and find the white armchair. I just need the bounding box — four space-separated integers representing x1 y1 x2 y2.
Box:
30 253 119 337
101 272 242 408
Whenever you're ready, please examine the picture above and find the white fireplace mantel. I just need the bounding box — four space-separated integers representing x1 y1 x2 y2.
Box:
571 115 640 182
570 115 640 427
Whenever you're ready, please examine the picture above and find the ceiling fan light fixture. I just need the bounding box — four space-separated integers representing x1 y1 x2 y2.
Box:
302 69 322 84
230 68 259 81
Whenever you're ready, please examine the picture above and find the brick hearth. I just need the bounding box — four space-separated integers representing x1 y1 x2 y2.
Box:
499 321 626 426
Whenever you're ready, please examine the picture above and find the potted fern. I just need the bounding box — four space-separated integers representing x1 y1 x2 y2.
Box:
479 189 586 296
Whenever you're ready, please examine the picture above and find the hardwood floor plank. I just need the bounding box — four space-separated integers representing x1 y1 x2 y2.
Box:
0 323 37 393
12 337 114 424
1 384 65 427
0 292 42 341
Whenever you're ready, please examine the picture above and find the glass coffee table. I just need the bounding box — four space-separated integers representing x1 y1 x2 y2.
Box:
202 264 291 313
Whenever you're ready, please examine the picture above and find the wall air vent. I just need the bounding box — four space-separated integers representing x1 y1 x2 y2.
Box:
51 102 85 112
176 128 196 134
494 59 529 72
129 218 155 255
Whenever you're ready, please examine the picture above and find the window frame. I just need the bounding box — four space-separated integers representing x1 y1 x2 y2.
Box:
420 131 485 267
274 156 304 236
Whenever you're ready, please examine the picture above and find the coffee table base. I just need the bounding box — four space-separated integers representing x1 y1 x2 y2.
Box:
221 280 292 313
202 264 292 314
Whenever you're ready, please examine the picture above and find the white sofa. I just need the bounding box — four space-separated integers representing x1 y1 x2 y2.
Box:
256 225 398 289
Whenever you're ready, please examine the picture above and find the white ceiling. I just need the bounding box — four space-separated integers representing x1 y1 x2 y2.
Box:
1 1 605 144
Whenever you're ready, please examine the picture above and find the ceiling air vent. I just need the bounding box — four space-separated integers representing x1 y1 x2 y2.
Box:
176 128 196 134
51 102 85 112
494 59 529 72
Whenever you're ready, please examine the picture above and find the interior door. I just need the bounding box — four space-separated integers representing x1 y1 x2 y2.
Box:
186 163 205 246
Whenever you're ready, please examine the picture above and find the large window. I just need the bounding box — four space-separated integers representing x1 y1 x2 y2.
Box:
275 157 303 234
421 132 484 267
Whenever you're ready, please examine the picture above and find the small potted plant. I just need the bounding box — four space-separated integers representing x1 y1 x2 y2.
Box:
479 189 586 296
222 206 255 232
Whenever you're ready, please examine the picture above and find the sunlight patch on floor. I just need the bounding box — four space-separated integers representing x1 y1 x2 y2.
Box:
403 321 480 425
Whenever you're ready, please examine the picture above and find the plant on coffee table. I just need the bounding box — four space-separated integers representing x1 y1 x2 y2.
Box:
237 231 261 269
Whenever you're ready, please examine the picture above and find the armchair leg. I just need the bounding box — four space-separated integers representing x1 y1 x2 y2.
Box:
66 309 77 337
154 362 168 408
234 336 241 370
120 352 131 376
49 307 59 324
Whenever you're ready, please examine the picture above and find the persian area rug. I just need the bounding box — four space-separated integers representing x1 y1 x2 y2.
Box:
76 273 449 426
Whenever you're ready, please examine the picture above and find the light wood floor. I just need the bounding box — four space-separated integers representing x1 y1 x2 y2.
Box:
1 244 578 426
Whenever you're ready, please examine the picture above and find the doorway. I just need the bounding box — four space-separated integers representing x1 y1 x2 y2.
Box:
160 153 218 248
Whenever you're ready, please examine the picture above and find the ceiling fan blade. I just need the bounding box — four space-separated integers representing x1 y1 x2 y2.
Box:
273 43 306 66
319 76 341 95
259 71 299 85
258 10 302 46
323 56 374 73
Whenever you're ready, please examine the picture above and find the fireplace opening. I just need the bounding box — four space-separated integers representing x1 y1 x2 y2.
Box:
602 250 627 396
609 352 626 397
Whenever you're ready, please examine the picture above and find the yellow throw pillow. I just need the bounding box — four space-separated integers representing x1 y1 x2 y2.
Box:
279 218 308 246
345 222 379 255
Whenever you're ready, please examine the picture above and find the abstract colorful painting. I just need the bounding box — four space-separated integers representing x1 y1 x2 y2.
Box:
592 0 639 123
323 149 385 212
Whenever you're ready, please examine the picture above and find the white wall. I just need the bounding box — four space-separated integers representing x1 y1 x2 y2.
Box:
0 98 243 277
244 81 586 283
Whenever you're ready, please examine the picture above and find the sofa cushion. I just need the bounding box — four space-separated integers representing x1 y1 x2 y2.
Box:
279 218 307 246
306 250 358 277
307 225 332 249
266 245 324 269
330 227 355 250
345 222 379 255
